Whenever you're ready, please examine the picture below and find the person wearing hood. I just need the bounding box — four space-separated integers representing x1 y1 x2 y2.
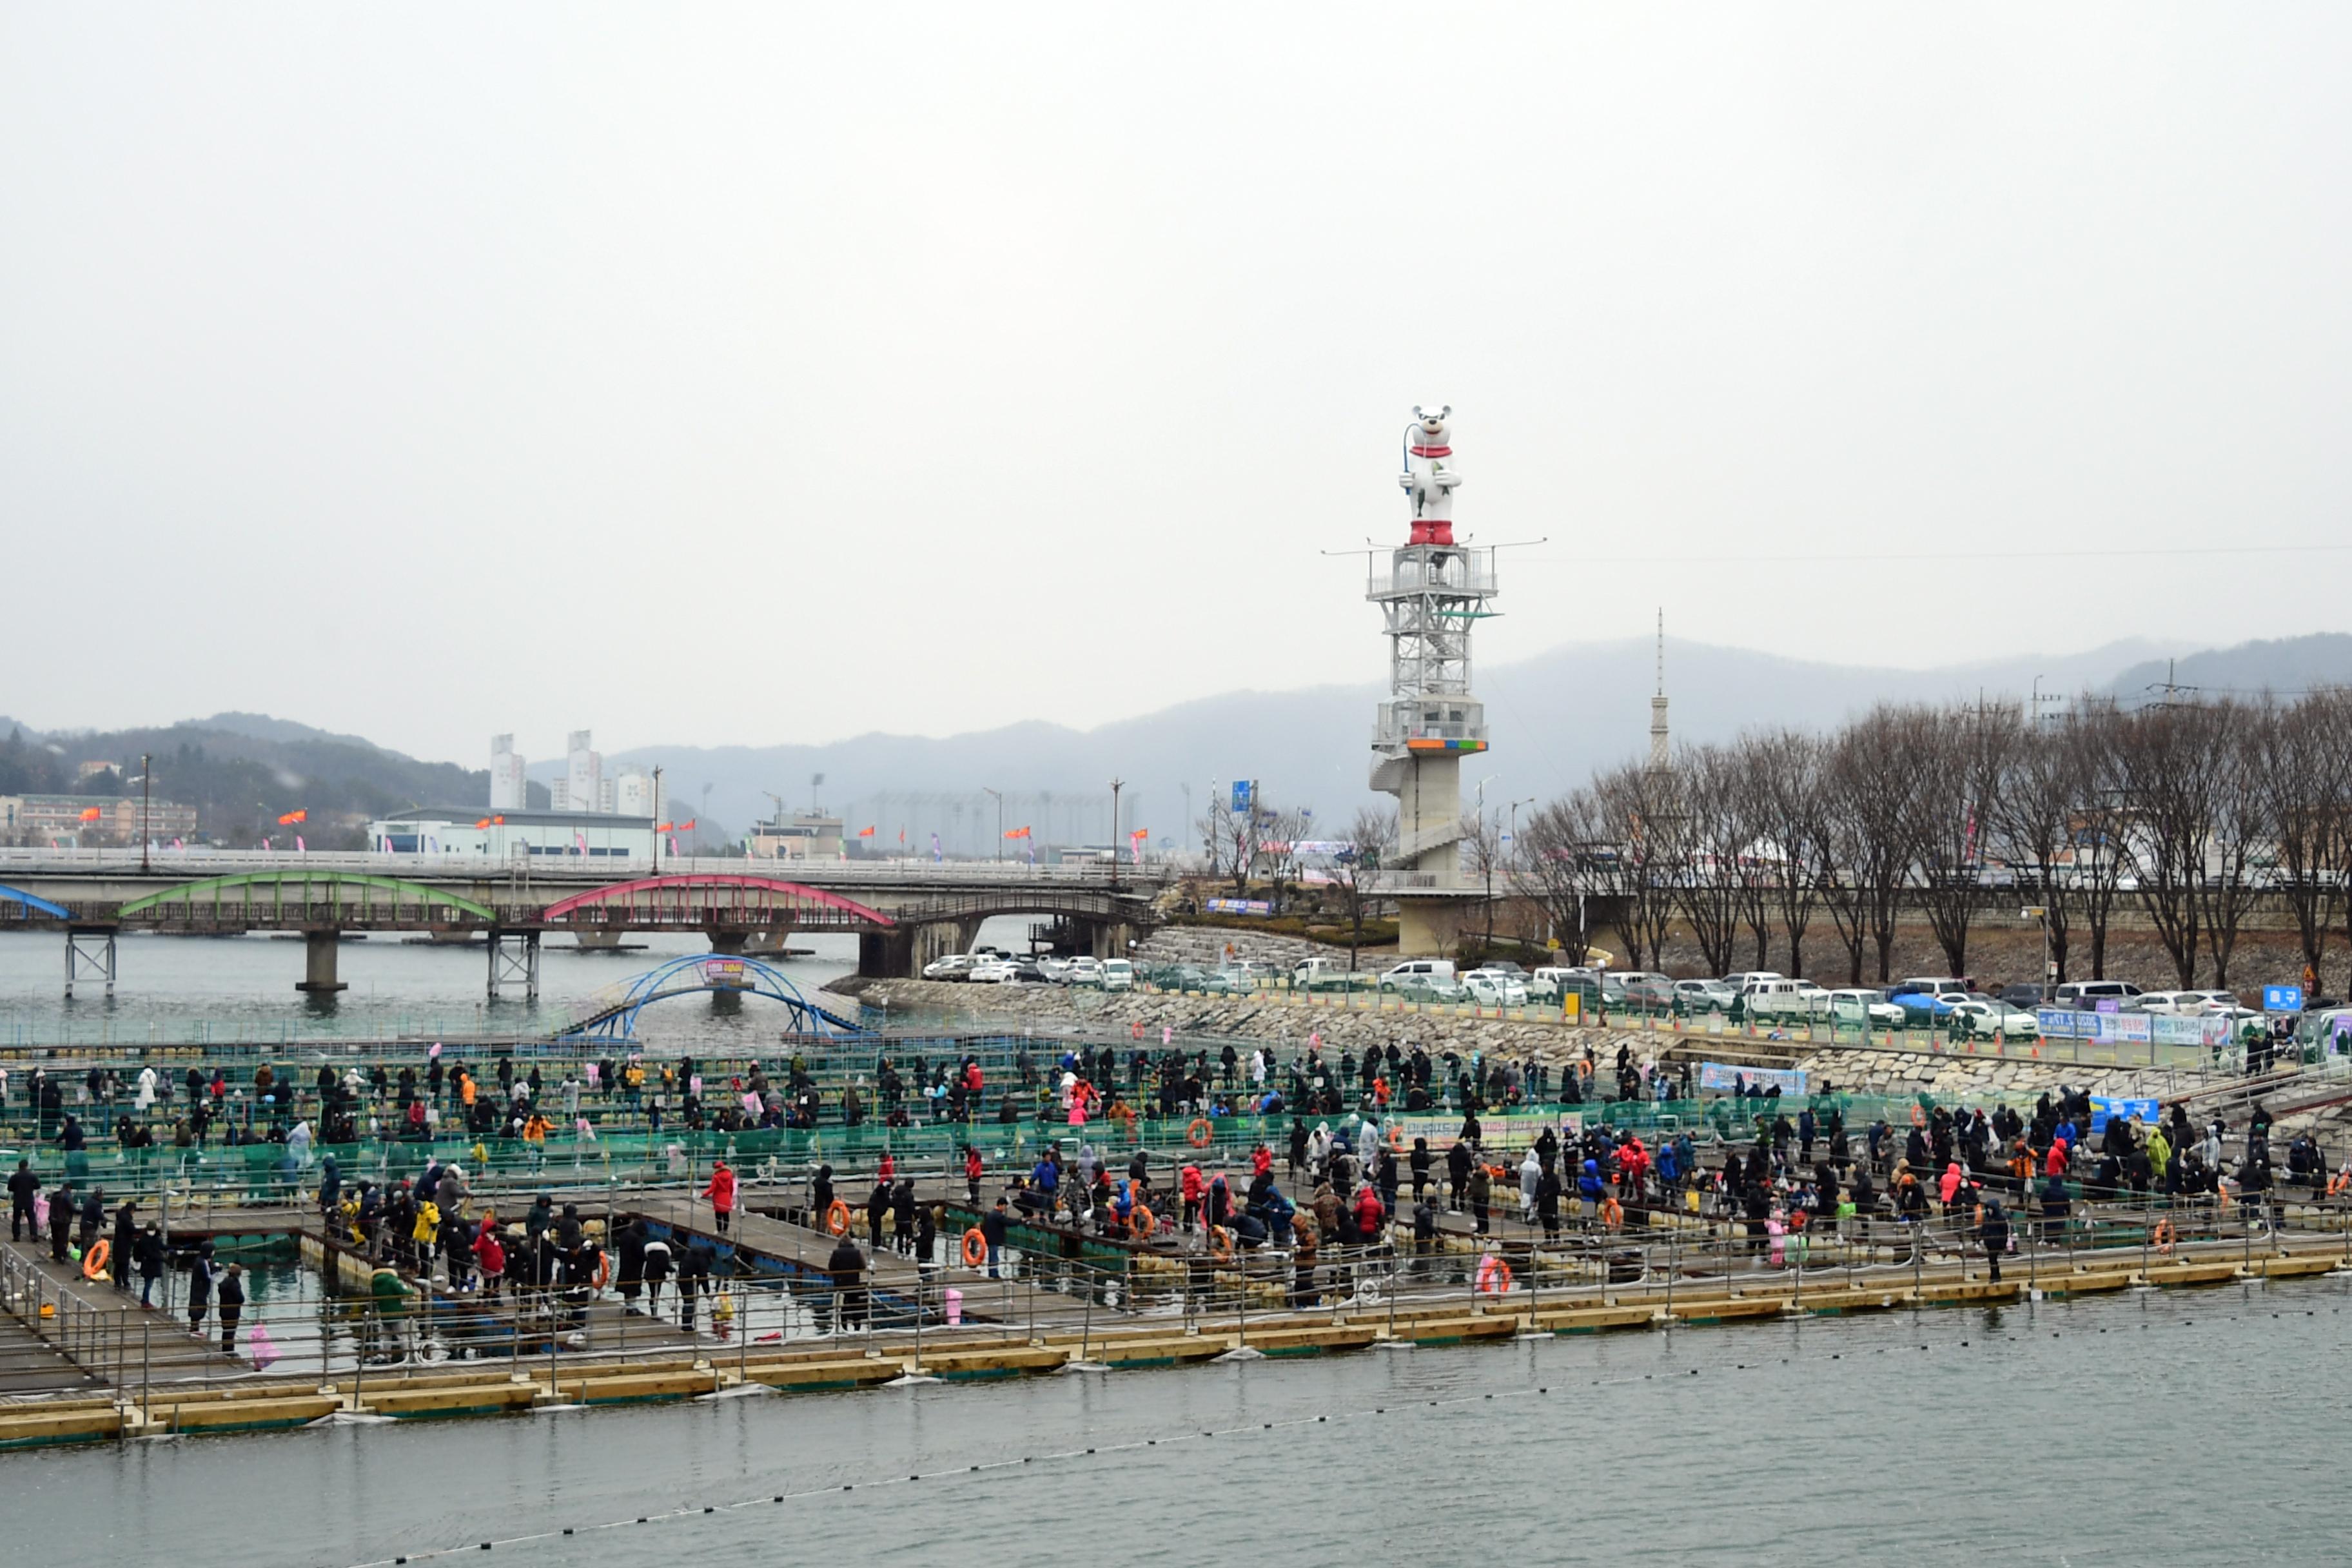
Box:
216 1264 245 1352
133 1223 164 1307
8 1159 35 1243
556 1203 583 1251
474 1222 507 1300
110 1197 137 1292
702 1159 737 1235
1466 1164 1491 1235
1577 1158 1605 1229
318 1156 342 1218
437 1164 470 1222
827 1233 867 1330
615 1218 647 1306
678 1235 715 1329
1518 1148 1543 1222
1446 1140 1473 1211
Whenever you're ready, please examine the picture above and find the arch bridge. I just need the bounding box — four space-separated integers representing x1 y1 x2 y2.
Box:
557 953 863 1041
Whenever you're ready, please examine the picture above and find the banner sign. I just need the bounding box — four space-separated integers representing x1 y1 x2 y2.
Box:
1695 1061 1808 1095
2089 1096 2159 1133
1205 897 1273 916
2039 1009 2231 1046
2264 985 2305 1014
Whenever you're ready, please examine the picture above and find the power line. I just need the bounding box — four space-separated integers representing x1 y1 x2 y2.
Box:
1516 542 2352 567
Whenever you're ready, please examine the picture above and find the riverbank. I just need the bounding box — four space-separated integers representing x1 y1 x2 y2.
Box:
839 975 2210 1107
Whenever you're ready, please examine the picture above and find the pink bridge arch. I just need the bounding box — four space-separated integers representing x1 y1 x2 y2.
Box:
538 874 896 928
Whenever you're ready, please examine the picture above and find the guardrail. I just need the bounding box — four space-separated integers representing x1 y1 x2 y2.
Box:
0 850 1176 887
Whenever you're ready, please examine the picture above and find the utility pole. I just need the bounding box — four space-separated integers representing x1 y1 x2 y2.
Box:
1108 778 1123 890
139 752 152 873
651 765 663 876
983 787 1003 864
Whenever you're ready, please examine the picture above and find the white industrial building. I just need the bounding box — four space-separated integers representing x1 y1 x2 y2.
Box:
488 734 528 811
370 808 655 860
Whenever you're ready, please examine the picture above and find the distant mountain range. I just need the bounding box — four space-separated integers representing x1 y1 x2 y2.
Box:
15 631 2352 854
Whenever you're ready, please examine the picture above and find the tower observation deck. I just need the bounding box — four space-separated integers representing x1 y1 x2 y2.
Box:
1367 406 1498 950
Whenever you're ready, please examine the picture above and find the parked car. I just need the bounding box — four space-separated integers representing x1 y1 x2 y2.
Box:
1723 971 1786 994
1099 958 1134 992
1999 983 2048 1010
1065 956 1103 986
1006 958 1048 985
1381 959 1457 990
1828 987 1906 1027
922 954 975 982
968 957 1015 984
2052 979 2143 1009
1740 978 1814 1019
1950 999 2040 1039
1461 970 1529 1007
1672 978 1737 1013
1391 975 1465 1004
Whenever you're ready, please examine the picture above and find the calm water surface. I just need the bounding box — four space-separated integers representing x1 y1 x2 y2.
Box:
10 1277 2349 1567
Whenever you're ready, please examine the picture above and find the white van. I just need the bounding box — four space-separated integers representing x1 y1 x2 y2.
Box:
1099 958 1135 992
1724 971 1786 993
2052 979 2142 1010
1381 959 1456 988
1741 978 1813 1018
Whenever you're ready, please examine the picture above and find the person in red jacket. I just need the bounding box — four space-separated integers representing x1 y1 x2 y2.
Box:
963 1145 985 1206
1352 1182 1384 1244
473 1224 507 1299
703 1159 737 1235
2045 1139 2070 1179
1179 1163 1206 1231
1251 1144 1273 1181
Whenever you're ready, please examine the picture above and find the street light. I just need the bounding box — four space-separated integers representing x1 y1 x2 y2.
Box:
983 787 1003 864
2022 906 2053 996
1509 796 1535 870
651 765 664 875
1108 777 1123 889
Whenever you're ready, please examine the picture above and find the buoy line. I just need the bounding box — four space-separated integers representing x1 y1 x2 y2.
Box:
345 1289 2347 1566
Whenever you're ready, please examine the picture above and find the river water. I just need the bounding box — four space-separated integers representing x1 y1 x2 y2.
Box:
0 921 1043 1054
10 1276 2349 1565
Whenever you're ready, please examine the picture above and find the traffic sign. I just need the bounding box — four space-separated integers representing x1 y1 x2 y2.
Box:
2263 984 2304 1014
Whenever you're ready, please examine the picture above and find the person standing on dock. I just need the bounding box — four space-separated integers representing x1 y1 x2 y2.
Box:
110 1197 135 1292
134 1224 163 1308
217 1264 244 1353
702 1159 736 1235
8 1159 34 1242
47 1180 72 1262
827 1233 866 1331
186 1240 216 1337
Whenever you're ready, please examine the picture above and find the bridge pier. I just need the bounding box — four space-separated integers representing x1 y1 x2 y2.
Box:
487 930 540 1001
296 928 348 994
64 928 116 999
571 928 624 952
1075 918 1139 962
859 917 981 979
705 930 748 956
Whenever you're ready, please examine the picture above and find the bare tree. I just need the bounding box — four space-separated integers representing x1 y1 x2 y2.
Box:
1513 794 1605 973
1260 807 1313 911
2063 701 2134 980
1672 743 1749 975
2112 699 2237 986
1197 801 1266 896
1746 728 1833 981
2255 689 2352 994
1989 709 2091 985
1459 808 1505 956
1585 762 1680 972
1333 807 1396 970
1912 699 2019 978
1828 705 1937 983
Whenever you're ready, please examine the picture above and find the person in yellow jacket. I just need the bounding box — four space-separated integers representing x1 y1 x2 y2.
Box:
412 1199 441 1279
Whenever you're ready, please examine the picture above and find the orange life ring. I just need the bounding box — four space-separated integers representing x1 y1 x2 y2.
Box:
594 1251 613 1290
1186 1118 1213 1149
1387 1122 1404 1150
1130 1205 1155 1240
1130 1021 1146 1039
2330 1173 2351 1198
1600 1197 1624 1233
81 1239 110 1280
2151 1218 2176 1255
825 1199 852 1236
1910 1105 1926 1128
961 1228 988 1268
1475 1253 1513 1296
1207 1225 1233 1262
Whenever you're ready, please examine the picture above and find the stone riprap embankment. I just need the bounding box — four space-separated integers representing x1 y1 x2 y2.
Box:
839 976 2208 1108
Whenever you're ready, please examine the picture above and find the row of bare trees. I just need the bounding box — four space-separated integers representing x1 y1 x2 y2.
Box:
1514 690 2352 991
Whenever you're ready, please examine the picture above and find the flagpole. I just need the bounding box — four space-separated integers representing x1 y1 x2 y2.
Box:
651 767 663 876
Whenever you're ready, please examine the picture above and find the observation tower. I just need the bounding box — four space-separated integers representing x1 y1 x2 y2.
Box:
1368 405 1496 956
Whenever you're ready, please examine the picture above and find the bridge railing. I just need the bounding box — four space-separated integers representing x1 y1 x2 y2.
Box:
0 848 1175 887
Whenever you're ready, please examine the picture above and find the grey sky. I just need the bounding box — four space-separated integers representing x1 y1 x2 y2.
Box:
5 6 2346 766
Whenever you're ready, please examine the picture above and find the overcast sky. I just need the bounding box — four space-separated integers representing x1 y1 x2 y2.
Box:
5 6 2347 767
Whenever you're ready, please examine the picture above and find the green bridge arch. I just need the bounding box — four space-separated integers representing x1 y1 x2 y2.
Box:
115 870 497 922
